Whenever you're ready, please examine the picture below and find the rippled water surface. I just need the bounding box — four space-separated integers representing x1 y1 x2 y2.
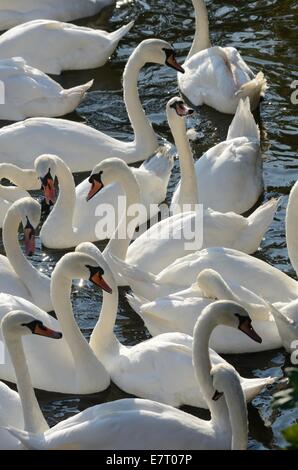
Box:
1 0 298 450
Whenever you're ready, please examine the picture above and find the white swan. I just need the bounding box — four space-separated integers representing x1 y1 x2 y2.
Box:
110 97 277 277
172 97 264 214
0 163 40 228
127 269 282 354
0 382 23 449
76 242 275 409
115 180 298 304
0 57 93 121
178 0 267 113
0 311 62 449
0 19 133 74
0 40 184 172
0 0 116 31
0 197 52 312
0 251 111 393
36 152 172 249
2 309 248 450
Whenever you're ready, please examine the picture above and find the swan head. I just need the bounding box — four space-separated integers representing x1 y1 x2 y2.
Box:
195 269 228 299
9 197 41 257
55 252 112 294
87 158 133 202
1 310 62 341
167 97 194 119
137 39 185 73
35 154 57 205
200 300 262 344
211 363 243 402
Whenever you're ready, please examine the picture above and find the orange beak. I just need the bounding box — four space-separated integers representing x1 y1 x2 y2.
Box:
33 323 62 339
42 177 56 205
86 179 103 202
90 271 112 294
24 226 36 256
166 53 185 73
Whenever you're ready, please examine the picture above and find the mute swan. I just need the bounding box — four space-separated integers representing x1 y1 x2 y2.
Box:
0 251 111 393
172 97 264 214
178 0 267 113
0 197 53 312
0 19 133 74
86 154 276 285
116 179 298 304
0 163 40 228
0 311 62 449
3 309 248 450
76 243 275 408
0 0 116 31
127 269 282 353
107 97 276 277
0 382 23 449
36 151 172 249
0 57 93 121
0 40 184 172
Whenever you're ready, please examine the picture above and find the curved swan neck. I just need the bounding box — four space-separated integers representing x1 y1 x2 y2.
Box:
43 158 76 236
188 0 211 60
0 164 38 201
192 304 231 425
3 208 40 296
225 386 248 450
90 269 120 356
169 116 199 209
286 181 298 278
50 266 107 378
3 332 48 433
123 47 158 152
104 169 141 260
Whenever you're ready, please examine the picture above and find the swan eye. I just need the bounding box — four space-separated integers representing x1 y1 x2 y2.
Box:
212 389 224 401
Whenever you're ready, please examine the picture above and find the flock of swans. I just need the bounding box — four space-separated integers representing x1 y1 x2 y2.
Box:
0 0 294 451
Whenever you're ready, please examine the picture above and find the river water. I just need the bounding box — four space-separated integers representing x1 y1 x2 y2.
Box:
1 0 298 450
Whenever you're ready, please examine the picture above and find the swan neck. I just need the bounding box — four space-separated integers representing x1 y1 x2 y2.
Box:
4 334 48 433
51 271 103 371
188 0 211 59
123 48 157 152
193 305 230 426
170 117 199 209
3 209 39 297
105 171 141 260
90 272 120 357
43 159 76 236
286 182 298 278
0 165 38 201
225 384 248 449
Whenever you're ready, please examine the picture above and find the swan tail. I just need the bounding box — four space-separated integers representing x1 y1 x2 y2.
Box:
234 72 268 112
4 426 46 450
141 143 174 179
61 80 93 110
227 97 260 141
243 376 277 402
237 198 279 254
108 21 134 44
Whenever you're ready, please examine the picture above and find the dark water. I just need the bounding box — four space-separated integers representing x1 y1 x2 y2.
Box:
1 0 298 450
